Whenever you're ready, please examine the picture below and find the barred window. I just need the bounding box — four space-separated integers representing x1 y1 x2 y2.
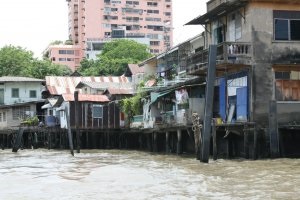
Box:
12 106 30 120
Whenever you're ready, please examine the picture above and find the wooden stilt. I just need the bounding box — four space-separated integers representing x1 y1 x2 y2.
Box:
166 131 170 153
153 132 158 152
279 129 284 157
177 129 182 155
201 45 217 163
244 126 249 159
212 121 217 160
48 131 51 150
269 100 279 158
12 128 24 152
74 91 81 153
65 107 74 156
253 126 257 160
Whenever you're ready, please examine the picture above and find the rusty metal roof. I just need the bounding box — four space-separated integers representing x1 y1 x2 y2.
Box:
62 94 110 102
46 76 130 95
128 64 144 75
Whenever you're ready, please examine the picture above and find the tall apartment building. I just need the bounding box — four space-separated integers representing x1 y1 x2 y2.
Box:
66 0 173 59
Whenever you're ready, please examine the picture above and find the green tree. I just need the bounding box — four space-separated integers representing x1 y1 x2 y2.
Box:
79 39 152 76
0 45 34 76
26 60 72 79
0 45 72 78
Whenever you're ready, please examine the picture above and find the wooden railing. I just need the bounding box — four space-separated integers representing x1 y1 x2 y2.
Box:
186 42 252 74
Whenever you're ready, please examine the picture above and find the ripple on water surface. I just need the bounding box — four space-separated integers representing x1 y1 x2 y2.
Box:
0 149 299 200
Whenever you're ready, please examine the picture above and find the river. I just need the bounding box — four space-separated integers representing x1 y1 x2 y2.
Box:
0 149 299 200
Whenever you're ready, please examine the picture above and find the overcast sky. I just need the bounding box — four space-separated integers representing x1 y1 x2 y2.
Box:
0 0 207 58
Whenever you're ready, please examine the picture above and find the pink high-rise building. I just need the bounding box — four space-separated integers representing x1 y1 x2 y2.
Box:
66 0 173 59
46 44 83 72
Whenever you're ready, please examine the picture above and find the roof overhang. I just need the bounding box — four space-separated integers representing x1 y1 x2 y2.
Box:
185 0 248 25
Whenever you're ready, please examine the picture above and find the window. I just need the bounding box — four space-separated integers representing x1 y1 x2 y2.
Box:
3 112 6 122
12 88 19 98
0 113 2 122
30 90 37 98
126 1 139 5
147 25 163 31
150 49 159 54
58 50 74 55
102 23 111 29
59 58 66 61
147 2 158 7
145 17 161 22
274 10 300 41
165 12 171 16
12 106 30 120
93 105 103 118
147 10 159 14
275 70 300 101
150 41 160 46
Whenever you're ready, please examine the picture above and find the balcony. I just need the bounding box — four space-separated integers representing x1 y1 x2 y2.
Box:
186 42 252 75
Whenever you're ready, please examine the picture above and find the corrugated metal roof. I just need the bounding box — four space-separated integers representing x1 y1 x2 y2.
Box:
46 76 130 95
107 88 134 95
0 76 44 82
128 64 144 75
62 94 110 102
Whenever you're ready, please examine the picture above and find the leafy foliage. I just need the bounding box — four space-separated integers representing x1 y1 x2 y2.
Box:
79 39 152 76
21 116 39 126
119 92 144 124
0 45 72 78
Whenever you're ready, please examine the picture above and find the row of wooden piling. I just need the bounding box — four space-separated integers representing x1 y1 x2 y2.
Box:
0 125 262 162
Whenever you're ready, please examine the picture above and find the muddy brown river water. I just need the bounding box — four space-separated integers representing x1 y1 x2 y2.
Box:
0 149 299 200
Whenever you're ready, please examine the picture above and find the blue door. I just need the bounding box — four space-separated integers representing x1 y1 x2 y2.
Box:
236 87 248 121
219 78 226 121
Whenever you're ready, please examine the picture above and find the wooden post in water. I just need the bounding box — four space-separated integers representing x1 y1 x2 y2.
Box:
212 120 217 160
177 129 182 155
74 91 81 153
165 131 170 153
269 100 279 158
244 124 249 159
253 125 257 160
153 132 158 152
48 131 51 150
12 128 24 152
65 106 74 156
201 45 217 163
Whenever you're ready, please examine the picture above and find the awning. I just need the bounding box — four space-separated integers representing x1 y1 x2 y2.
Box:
41 103 52 109
185 0 248 25
150 90 174 105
